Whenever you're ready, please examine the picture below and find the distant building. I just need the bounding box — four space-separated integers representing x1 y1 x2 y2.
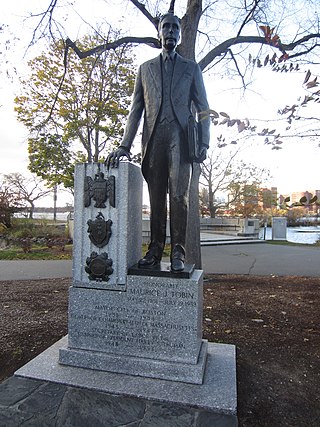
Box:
260 187 278 209
288 190 320 213
291 191 307 204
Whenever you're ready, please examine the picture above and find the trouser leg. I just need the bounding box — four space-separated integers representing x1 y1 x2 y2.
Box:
147 177 167 258
142 120 191 264
168 124 191 256
144 123 169 259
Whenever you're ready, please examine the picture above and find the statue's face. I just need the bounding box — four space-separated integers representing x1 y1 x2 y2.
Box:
159 15 180 51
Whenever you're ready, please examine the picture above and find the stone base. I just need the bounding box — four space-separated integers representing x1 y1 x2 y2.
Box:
59 339 208 384
15 336 237 421
64 271 204 367
128 261 195 279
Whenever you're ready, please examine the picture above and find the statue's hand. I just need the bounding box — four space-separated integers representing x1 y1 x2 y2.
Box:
105 147 131 169
197 145 207 163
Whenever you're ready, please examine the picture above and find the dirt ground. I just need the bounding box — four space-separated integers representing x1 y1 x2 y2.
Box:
0 275 319 426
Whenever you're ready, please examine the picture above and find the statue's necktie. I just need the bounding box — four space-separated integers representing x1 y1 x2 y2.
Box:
164 57 173 75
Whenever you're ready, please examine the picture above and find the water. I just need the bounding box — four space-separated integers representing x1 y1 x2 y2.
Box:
15 212 71 222
260 227 320 244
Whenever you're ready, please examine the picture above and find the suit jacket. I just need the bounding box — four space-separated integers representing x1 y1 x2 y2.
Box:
121 53 210 177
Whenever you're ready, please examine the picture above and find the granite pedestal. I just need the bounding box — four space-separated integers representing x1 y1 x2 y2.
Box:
12 161 237 424
60 269 207 384
72 162 142 290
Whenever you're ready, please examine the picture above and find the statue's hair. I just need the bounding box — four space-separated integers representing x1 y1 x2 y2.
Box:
158 12 181 33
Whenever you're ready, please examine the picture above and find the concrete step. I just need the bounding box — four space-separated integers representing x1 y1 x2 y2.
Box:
201 239 264 246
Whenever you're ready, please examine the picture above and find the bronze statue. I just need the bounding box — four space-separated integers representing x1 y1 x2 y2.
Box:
106 12 210 273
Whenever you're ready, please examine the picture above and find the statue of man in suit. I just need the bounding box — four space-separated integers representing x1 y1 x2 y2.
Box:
106 12 210 272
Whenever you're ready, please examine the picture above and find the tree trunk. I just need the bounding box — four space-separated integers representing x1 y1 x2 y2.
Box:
29 202 35 219
180 1 204 268
179 0 202 61
185 163 202 269
210 206 217 218
53 185 57 221
208 179 215 218
2 210 12 228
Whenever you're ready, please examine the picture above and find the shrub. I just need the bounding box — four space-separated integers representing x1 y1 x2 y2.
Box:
18 238 32 253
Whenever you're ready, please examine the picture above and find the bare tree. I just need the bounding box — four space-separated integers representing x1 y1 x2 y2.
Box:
200 147 270 217
0 178 26 228
3 173 51 219
200 147 240 217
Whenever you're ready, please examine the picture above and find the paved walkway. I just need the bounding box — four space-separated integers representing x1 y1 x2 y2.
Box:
0 260 72 281
1 233 319 279
201 242 320 277
200 231 320 276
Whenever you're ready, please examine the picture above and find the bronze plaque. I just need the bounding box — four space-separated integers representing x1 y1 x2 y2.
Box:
87 212 112 248
85 252 113 282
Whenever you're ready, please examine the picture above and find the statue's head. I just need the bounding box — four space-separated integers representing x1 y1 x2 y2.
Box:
158 13 181 52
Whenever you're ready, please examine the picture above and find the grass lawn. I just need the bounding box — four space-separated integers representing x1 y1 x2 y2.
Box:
0 245 73 260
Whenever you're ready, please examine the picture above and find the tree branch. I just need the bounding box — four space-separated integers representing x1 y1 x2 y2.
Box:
199 35 268 70
285 43 320 60
169 0 175 13
285 33 320 51
198 33 320 71
27 0 58 49
66 36 160 59
228 48 246 88
129 0 159 30
237 0 261 37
